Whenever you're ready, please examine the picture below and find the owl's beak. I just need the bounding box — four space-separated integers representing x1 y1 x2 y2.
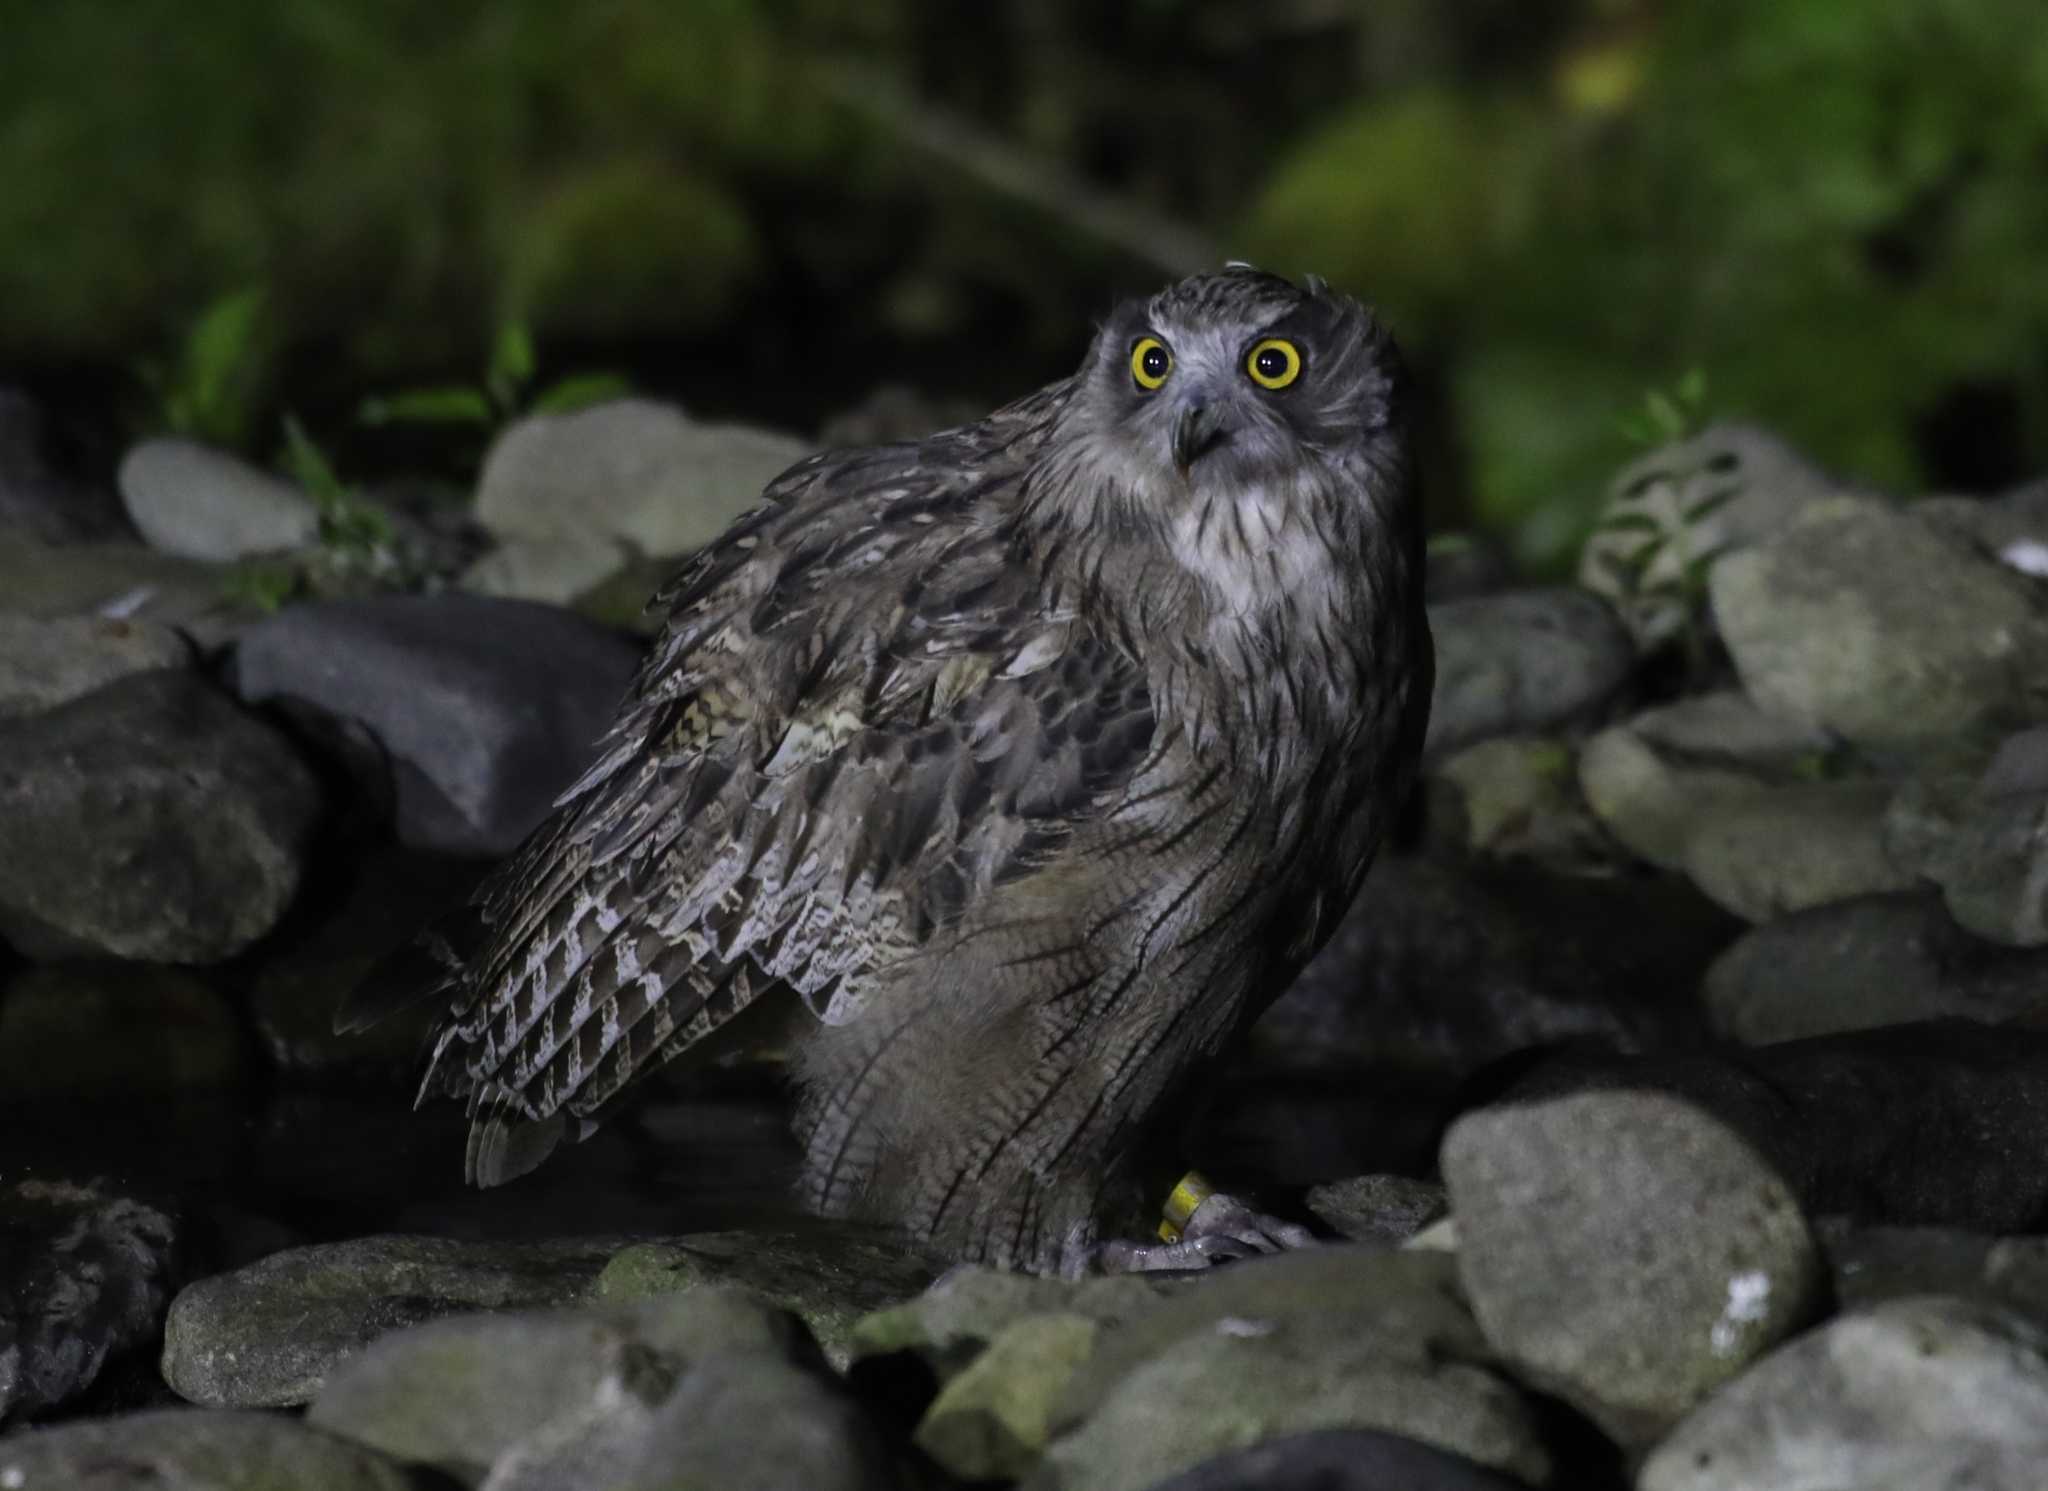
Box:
1172 403 1230 476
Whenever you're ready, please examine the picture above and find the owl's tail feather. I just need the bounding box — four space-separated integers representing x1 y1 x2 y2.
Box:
465 1107 569 1187
333 904 479 1035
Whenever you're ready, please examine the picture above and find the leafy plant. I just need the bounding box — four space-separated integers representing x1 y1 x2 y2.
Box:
219 560 303 614
357 318 630 435
1615 367 1711 448
136 286 272 450
279 414 421 587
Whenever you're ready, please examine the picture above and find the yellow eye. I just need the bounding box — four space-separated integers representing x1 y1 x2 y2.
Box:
1246 338 1302 390
1130 336 1172 391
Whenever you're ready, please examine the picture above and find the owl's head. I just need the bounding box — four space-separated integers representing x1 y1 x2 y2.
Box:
1051 265 1407 532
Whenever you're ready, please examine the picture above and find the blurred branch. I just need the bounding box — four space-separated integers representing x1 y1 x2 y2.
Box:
817 61 1219 279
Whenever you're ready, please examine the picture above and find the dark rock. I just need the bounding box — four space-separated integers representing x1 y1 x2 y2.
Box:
0 1179 180 1427
0 964 243 1103
1305 1175 1449 1247
0 389 126 544
1639 1297 2048 1491
1443 1088 1823 1448
0 669 321 961
1422 532 1515 603
229 594 641 856
1704 890 2048 1043
1038 1249 1551 1490
1901 726 2048 946
160 1235 624 1407
0 1407 414 1490
1137 1429 1532 1491
1425 587 1635 759
1818 1221 2000 1312
0 615 191 719
118 437 318 561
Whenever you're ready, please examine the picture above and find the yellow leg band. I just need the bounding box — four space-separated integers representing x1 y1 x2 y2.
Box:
1157 1170 1216 1242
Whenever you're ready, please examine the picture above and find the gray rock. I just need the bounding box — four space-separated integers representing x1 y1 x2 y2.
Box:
1639 1297 2048 1491
230 594 641 856
589 1227 942 1370
0 537 238 640
1578 423 1849 652
0 1408 414 1491
119 437 319 561
1904 727 2048 946
0 389 126 544
161 1235 624 1407
1442 1088 1823 1448
1424 587 1634 758
849 1266 1167 1380
0 670 321 961
1137 1429 1532 1491
915 1312 1101 1483
457 532 630 608
1305 1175 1449 1247
0 614 193 718
1681 779 1913 923
1576 723 1777 871
475 398 810 559
1628 688 1838 768
1430 736 1604 867
307 1287 811 1485
1918 478 2048 577
0 1179 180 1426
1704 890 2048 1043
1711 497 2048 757
0 964 243 1103
1037 1250 1551 1490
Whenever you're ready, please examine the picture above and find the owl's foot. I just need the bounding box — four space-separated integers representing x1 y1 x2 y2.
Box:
1094 1174 1318 1273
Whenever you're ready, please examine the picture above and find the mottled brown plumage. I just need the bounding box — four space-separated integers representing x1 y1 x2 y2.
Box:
358 266 1431 1274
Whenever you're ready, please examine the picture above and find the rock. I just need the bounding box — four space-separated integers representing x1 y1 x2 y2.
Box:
1423 533 1516 603
0 614 193 719
0 1408 414 1491
1918 477 2048 576
1575 724 1773 871
475 398 810 559
590 1227 942 1370
916 1313 1100 1482
161 1235 623 1407
119 437 319 561
1442 1088 1823 1448
1704 890 2048 1043
0 1179 180 1426
245 847 483 1079
456 531 630 607
0 389 126 544
0 670 320 961
1627 688 1838 769
1424 587 1634 758
817 384 982 448
229 594 641 856
1578 422 1848 652
1638 1297 2048 1491
1820 1222 2000 1312
1038 1250 1551 1490
1711 497 2048 757
307 1287 810 1484
0 964 243 1102
1430 737 1603 866
1136 1429 1533 1491
0 537 237 639
1305 1176 1449 1247
849 1267 1167 1380
1680 779 1912 923
1902 727 2048 946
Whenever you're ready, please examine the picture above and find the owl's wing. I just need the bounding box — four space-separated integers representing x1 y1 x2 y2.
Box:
405 383 1159 1184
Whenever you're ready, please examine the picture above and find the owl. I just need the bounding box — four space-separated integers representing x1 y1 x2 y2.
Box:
349 266 1432 1276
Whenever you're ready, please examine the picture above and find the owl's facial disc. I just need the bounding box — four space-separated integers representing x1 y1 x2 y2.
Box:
1171 402 1229 476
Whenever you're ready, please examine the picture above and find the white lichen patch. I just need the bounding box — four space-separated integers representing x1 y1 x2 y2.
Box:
1710 1269 1773 1356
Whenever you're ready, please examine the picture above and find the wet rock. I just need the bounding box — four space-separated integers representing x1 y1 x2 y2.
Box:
0 1179 180 1426
119 437 319 561
456 530 629 607
0 389 126 544
1039 1250 1551 1490
591 1226 942 1370
307 1287 811 1484
1681 779 1912 923
1430 736 1603 867
1579 423 1847 652
1424 587 1634 758
1711 497 2048 757
0 671 320 961
230 594 640 856
1442 1088 1823 1447
0 1407 414 1491
1638 1297 2048 1491
916 1312 1100 1482
1704 890 2048 1043
245 847 482 1079
161 1235 623 1407
1137 1429 1533 1491
0 964 243 1103
1305 1175 1449 1247
0 614 193 719
1902 727 2048 946
475 398 810 560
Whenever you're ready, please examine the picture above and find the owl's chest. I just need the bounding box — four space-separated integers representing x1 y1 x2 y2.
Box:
1166 483 1343 621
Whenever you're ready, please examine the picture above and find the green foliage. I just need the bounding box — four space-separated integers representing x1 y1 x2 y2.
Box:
278 414 418 588
136 286 272 450
358 317 631 436
1616 369 1711 448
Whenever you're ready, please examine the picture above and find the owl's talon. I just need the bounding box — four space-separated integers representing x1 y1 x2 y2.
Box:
1094 1190 1319 1273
